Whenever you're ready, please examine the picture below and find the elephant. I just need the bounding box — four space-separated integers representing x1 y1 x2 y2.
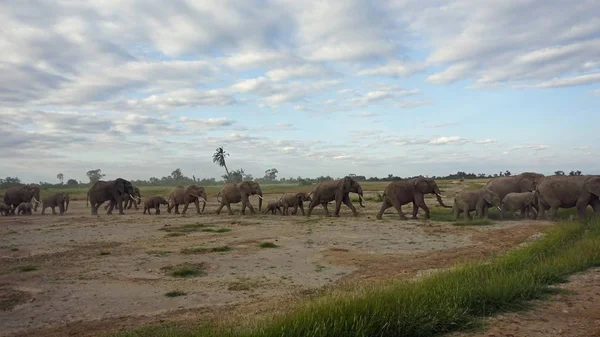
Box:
376 177 451 220
143 196 169 215
263 199 284 215
306 176 365 217
41 192 69 215
452 188 502 220
535 175 600 221
500 191 537 220
3 184 41 212
166 185 207 215
484 172 545 216
215 181 263 215
0 204 12 216
104 185 140 211
279 192 312 215
86 178 136 215
16 202 33 215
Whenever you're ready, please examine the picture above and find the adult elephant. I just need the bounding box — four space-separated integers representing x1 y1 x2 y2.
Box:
306 176 365 217
105 185 141 211
376 177 451 220
87 178 135 215
484 172 545 215
3 184 41 211
536 175 600 221
215 181 263 215
166 185 207 215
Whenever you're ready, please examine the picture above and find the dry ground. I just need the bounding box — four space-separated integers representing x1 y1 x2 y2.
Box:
1 181 597 337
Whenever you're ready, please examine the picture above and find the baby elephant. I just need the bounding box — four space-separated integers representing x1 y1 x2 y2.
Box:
41 192 69 215
263 199 284 215
279 192 312 215
143 196 169 215
453 188 502 220
0 203 13 216
16 202 33 215
500 191 537 219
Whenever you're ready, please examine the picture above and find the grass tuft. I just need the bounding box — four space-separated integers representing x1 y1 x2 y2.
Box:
147 250 172 257
202 228 232 233
16 265 38 272
161 263 208 278
452 219 493 226
99 251 111 255
181 246 232 254
259 242 279 249
164 232 186 238
165 290 187 298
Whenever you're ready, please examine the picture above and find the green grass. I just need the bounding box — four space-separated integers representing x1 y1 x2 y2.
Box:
165 290 187 298
259 242 279 249
15 265 38 272
181 246 232 254
112 219 600 337
161 263 208 278
164 232 186 238
99 251 111 255
147 250 172 257
160 223 217 234
201 228 232 233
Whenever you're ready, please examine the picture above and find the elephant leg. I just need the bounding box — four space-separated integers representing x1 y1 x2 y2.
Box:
547 206 558 221
298 203 305 216
41 206 46 215
51 207 56 215
464 210 471 220
226 203 234 215
117 197 125 215
155 207 160 215
576 200 588 221
590 199 600 216
174 204 180 214
240 202 247 215
181 202 190 215
376 197 391 220
106 201 115 215
342 197 358 216
215 203 225 215
194 200 200 214
321 202 331 217
244 197 256 214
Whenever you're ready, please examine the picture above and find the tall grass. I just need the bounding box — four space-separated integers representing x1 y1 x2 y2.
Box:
113 219 600 337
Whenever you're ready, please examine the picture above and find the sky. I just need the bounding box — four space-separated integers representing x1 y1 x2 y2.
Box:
1 0 599 183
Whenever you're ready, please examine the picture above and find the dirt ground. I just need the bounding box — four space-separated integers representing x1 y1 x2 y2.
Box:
0 188 594 337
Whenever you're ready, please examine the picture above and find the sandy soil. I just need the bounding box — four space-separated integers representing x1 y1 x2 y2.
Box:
0 188 583 337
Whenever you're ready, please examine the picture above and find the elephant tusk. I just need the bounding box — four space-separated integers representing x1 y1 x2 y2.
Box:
32 197 40 204
497 206 502 211
198 197 207 203
436 193 447 198
257 195 264 200
359 195 366 202
129 194 135 200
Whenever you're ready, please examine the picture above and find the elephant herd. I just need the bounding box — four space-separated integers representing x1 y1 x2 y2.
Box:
2 172 599 222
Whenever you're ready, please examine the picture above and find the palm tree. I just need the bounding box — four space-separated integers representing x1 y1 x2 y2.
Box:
57 173 64 185
213 147 230 180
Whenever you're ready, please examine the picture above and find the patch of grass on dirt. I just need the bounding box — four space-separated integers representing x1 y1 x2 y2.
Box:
428 206 455 222
147 250 172 257
164 232 186 238
452 219 493 226
160 223 217 235
202 228 232 233
227 277 262 292
259 242 279 248
161 263 207 278
115 219 600 337
15 265 38 272
10 247 18 251
164 290 187 298
181 246 232 254
99 251 111 255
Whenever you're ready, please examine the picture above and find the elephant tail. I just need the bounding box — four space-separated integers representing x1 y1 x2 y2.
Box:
216 192 222 203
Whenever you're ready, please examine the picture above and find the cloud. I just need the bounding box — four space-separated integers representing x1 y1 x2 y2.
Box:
520 73 600 89
429 136 469 145
594 89 600 96
395 100 434 109
475 139 497 144
426 121 459 128
348 87 419 105
357 61 426 78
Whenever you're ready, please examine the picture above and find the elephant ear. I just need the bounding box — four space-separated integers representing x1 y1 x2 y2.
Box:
525 192 536 205
585 177 600 197
414 178 429 193
482 191 493 205
115 179 125 194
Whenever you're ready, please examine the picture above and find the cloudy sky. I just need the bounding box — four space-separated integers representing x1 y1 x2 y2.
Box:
1 0 599 183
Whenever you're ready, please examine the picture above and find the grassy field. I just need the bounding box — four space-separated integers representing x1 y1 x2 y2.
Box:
112 219 600 337
0 179 489 201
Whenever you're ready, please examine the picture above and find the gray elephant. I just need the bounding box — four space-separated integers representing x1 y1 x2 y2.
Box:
306 176 365 217
143 196 169 215
376 177 451 220
484 172 544 215
263 199 284 215
86 178 136 215
3 184 41 212
453 188 502 220
16 202 33 215
536 175 600 221
124 186 141 209
41 192 69 215
279 192 312 215
215 181 263 215
166 185 207 215
0 204 12 216
500 191 537 220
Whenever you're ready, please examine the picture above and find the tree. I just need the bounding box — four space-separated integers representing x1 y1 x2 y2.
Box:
171 168 183 180
264 168 278 181
554 170 565 176
504 170 511 177
225 168 244 183
213 147 230 181
56 173 64 184
86 169 106 183
569 170 582 176
66 179 78 186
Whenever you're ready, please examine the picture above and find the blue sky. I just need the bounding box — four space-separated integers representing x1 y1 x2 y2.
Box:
0 0 598 183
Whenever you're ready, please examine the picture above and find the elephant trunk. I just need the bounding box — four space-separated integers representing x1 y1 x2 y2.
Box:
257 190 263 211
201 192 207 213
357 187 365 208
433 187 452 208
